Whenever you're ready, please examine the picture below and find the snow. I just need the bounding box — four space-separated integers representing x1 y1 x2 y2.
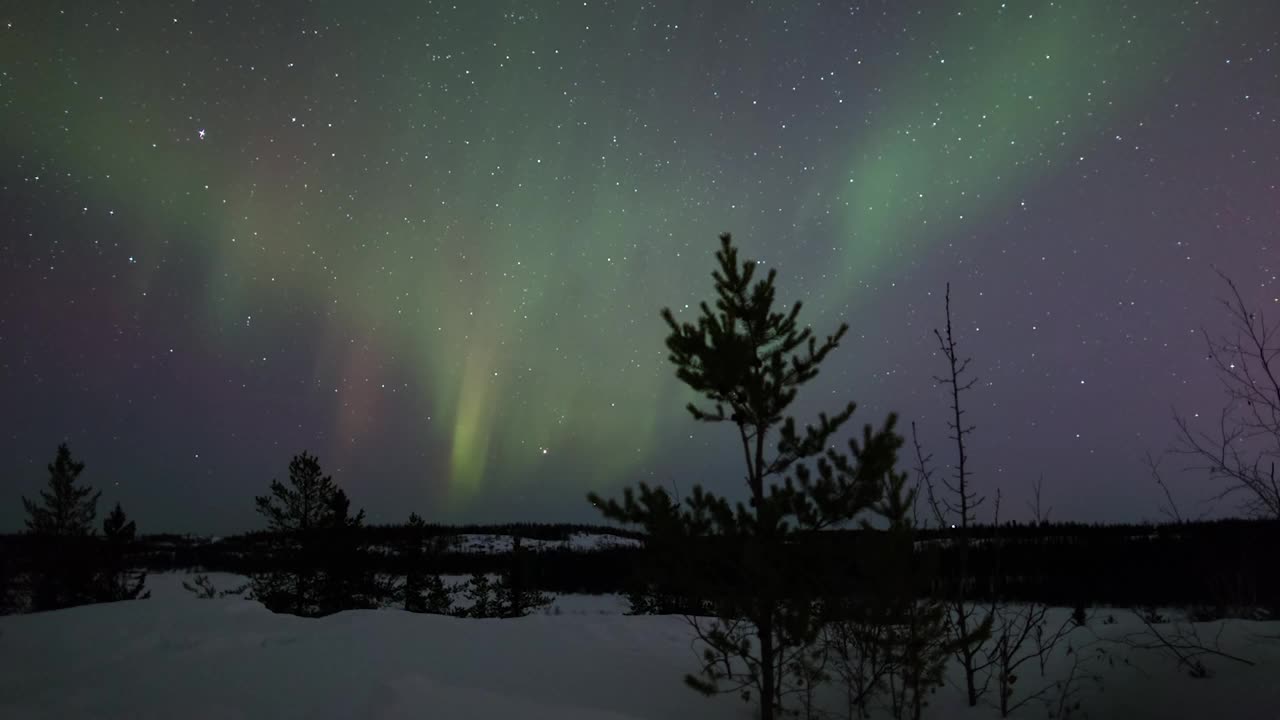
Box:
363 530 637 558
445 532 640 554
0 574 727 720
1 573 1277 719
348 532 641 558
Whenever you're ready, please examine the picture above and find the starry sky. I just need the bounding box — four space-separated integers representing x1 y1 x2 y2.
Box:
1 1 1276 534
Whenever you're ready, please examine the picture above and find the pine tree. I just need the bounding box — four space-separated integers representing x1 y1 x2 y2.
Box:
22 443 99 537
461 573 496 618
98 502 148 602
22 444 103 610
401 512 453 615
869 472 958 720
422 573 454 615
313 487 392 614
254 452 359 534
102 502 136 540
498 535 551 618
251 452 384 616
589 233 904 720
403 513 428 613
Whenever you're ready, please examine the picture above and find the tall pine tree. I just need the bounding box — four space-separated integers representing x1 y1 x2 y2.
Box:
22 443 99 537
589 233 904 720
251 452 386 616
22 444 103 610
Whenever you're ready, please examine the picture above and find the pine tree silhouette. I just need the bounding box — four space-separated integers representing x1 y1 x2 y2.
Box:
99 502 148 602
251 452 386 616
498 535 551 617
421 573 454 615
21 444 103 610
589 233 904 720
403 513 428 613
402 512 455 615
102 502 135 539
22 443 99 537
461 572 495 618
871 473 960 720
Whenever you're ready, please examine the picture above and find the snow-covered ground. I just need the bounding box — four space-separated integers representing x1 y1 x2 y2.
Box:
364 532 641 557
1 572 1277 719
444 532 641 554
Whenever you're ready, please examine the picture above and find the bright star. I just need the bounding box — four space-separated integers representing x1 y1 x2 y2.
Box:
197 129 206 140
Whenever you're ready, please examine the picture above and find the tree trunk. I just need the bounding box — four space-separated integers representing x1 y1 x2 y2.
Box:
759 608 775 720
964 642 978 706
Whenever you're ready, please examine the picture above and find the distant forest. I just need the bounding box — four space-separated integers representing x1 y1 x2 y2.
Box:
3 517 1275 612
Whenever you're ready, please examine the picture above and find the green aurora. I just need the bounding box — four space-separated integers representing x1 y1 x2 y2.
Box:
1 0 1213 520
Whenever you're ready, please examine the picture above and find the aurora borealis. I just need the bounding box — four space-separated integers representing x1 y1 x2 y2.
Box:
1 1 1276 533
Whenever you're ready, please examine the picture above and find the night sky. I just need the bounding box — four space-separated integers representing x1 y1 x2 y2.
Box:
1 1 1276 534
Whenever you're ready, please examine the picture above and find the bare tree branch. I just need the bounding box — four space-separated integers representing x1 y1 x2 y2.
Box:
1172 269 1280 519
1144 451 1186 524
1120 608 1256 676
1027 474 1052 525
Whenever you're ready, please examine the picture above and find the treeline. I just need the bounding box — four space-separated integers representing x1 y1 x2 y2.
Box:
1 519 645 597
4 514 1276 612
108 529 642 596
615 520 1280 613
918 517 1280 608
0 446 571 616
916 516 1275 540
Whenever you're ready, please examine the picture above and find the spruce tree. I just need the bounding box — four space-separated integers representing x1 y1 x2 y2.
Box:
589 233 904 720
